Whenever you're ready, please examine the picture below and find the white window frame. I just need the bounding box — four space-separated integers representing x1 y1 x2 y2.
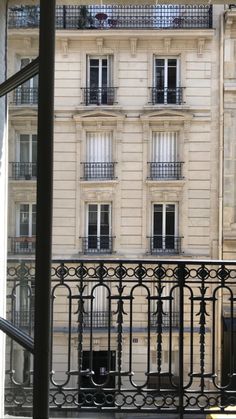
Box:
16 203 36 237
20 58 38 88
152 203 178 249
16 133 37 163
87 55 112 88
153 57 180 90
86 203 112 250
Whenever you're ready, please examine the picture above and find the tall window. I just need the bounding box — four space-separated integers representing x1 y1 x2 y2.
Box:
15 134 37 179
83 132 114 180
149 132 182 180
15 58 38 105
152 203 179 253
84 203 112 253
153 58 181 104
86 56 114 105
13 204 36 253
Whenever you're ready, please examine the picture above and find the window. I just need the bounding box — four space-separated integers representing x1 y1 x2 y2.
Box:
14 58 38 105
149 132 182 179
13 134 37 179
83 203 112 253
12 204 36 253
82 131 114 180
85 56 115 105
153 58 182 105
151 203 180 254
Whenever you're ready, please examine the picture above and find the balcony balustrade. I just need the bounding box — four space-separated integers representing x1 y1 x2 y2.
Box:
13 309 34 329
149 235 181 254
81 162 116 181
13 87 38 105
148 161 183 180
8 5 213 30
81 236 114 254
9 237 36 254
151 87 184 105
81 87 116 106
4 258 236 416
9 162 37 180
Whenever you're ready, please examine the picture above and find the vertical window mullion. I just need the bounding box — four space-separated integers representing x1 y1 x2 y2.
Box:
97 204 101 248
163 204 166 249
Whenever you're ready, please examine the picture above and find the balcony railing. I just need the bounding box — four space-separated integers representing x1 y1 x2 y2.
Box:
148 162 183 180
9 237 36 254
8 5 213 30
81 87 116 106
81 236 114 254
81 162 116 180
9 162 37 180
5 258 236 416
149 235 181 254
13 309 34 329
13 87 38 105
83 311 110 328
151 87 184 105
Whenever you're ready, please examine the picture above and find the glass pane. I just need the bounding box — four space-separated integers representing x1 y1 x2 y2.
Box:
168 63 177 89
100 205 109 236
20 205 29 236
153 204 162 235
20 135 30 162
32 205 36 236
32 135 37 163
166 205 175 236
102 59 107 87
88 205 98 236
90 59 99 87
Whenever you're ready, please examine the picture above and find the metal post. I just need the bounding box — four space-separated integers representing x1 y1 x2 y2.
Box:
178 262 185 419
33 1 55 418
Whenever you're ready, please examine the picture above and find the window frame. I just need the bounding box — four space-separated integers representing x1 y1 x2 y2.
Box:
152 202 178 250
86 203 112 251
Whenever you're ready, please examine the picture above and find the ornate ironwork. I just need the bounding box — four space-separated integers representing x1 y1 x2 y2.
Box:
9 237 36 254
81 162 116 181
148 162 183 180
5 259 236 417
13 87 38 105
151 87 184 105
81 236 114 254
81 87 116 106
149 236 182 254
9 162 37 180
8 5 213 30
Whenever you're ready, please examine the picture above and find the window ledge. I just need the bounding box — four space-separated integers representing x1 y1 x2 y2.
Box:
80 179 118 185
146 179 185 186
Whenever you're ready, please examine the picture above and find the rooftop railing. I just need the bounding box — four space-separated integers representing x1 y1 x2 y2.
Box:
8 5 213 30
4 258 236 416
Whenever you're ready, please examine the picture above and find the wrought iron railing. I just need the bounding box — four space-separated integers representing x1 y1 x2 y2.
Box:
81 236 114 254
151 87 184 105
81 87 116 106
9 162 37 180
83 311 110 328
8 5 213 30
5 259 236 416
13 309 34 329
149 235 181 254
81 162 116 180
9 237 36 254
148 162 183 180
13 87 38 105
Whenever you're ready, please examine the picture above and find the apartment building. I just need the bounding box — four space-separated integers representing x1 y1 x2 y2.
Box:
4 3 236 415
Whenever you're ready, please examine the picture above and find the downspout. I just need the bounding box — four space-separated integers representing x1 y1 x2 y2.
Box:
217 10 224 385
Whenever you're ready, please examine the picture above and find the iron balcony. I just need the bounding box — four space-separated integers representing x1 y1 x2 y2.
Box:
13 309 34 329
8 5 213 30
81 87 116 106
151 87 184 105
81 236 114 254
81 162 116 181
83 311 110 328
13 87 38 105
149 235 181 254
9 237 36 254
9 162 37 180
148 162 183 180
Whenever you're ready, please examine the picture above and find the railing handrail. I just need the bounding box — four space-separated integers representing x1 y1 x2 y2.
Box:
0 317 34 354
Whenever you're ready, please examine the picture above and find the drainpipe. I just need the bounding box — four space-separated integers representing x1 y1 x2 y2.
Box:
217 10 224 386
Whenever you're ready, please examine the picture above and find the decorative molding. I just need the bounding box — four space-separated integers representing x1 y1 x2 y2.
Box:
96 37 104 54
61 38 69 56
73 109 125 124
197 38 205 56
130 37 138 57
164 37 171 53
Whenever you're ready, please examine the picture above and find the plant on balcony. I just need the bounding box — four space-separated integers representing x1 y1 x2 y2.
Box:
78 6 94 29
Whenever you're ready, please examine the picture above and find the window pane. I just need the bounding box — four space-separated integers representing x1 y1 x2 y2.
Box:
100 205 109 236
19 135 30 162
88 205 98 236
20 205 29 236
32 135 37 163
153 204 162 235
166 205 175 236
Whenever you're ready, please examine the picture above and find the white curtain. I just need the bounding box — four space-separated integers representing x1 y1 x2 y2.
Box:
152 131 177 162
86 132 112 162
